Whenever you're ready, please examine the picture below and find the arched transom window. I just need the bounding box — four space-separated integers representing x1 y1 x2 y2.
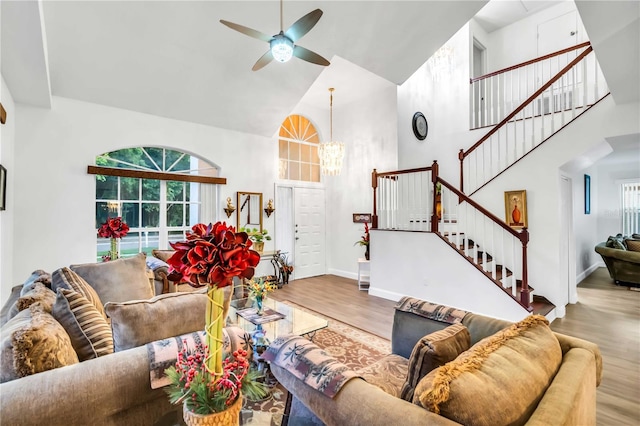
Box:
279 115 320 182
94 147 221 260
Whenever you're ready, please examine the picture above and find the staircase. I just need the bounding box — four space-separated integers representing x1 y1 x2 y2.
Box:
371 42 610 317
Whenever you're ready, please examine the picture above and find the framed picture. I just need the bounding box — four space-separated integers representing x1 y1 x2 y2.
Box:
584 174 591 214
0 165 6 211
504 190 527 229
352 213 372 223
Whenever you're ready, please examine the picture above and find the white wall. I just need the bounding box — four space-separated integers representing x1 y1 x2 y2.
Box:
0 75 16 306
597 159 640 238
10 96 277 300
369 230 530 322
569 166 601 282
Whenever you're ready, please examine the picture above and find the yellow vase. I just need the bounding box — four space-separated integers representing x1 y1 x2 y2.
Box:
253 241 264 253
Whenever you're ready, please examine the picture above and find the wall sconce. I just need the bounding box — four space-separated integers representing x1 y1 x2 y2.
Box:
223 197 236 218
264 199 275 217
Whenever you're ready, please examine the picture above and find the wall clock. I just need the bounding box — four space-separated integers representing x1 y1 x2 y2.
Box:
412 112 428 140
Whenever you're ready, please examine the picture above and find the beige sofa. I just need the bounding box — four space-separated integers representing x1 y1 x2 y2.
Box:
0 254 247 425
271 297 602 426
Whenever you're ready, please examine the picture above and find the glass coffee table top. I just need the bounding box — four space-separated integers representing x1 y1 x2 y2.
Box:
229 298 328 343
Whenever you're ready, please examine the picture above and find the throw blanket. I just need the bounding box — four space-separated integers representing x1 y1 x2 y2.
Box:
395 297 468 324
146 327 251 389
262 334 359 398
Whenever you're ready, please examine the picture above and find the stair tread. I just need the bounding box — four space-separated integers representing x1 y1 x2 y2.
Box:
531 295 555 316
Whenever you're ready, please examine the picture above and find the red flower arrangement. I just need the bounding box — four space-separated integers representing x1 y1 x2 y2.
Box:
166 222 260 289
97 217 130 239
164 222 266 417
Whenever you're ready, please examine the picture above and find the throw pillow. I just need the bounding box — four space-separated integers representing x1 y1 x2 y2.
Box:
399 324 470 402
19 269 52 296
0 304 79 383
104 291 207 352
51 267 106 319
16 283 57 313
606 234 627 250
152 249 175 263
624 238 640 252
0 286 22 327
51 288 114 361
70 253 154 305
413 315 562 426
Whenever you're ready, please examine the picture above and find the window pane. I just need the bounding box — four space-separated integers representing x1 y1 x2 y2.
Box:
311 165 321 182
301 144 311 162
169 230 187 245
144 148 164 170
186 182 199 202
121 178 139 200
139 230 159 255
96 202 112 227
120 231 140 258
311 146 320 164
279 140 288 159
142 203 160 227
142 179 160 200
167 181 184 202
186 203 201 226
290 142 301 161
122 202 140 227
301 163 311 182
290 162 301 180
96 175 118 200
167 203 184 226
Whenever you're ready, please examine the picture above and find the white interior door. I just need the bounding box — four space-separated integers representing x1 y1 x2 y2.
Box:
294 187 326 279
275 185 294 276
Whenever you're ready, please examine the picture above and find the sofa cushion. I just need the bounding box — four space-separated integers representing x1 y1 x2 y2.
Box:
414 315 562 426
0 304 79 383
52 288 114 361
399 324 470 402
70 253 154 305
52 267 106 318
104 291 207 352
16 283 57 313
624 238 640 252
355 354 408 398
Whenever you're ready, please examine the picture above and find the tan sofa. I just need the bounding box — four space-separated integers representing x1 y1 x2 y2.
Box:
271 298 602 426
0 255 248 425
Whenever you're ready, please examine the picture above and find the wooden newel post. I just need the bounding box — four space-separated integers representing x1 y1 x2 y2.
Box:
371 169 378 229
431 161 439 233
519 228 532 311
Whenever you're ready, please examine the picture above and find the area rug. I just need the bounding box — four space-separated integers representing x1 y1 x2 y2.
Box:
244 301 391 422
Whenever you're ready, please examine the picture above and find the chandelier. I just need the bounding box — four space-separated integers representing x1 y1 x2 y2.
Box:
318 88 345 176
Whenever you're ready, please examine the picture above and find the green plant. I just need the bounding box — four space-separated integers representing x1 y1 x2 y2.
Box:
239 227 272 243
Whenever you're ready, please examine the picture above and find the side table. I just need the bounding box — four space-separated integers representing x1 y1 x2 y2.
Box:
357 258 370 291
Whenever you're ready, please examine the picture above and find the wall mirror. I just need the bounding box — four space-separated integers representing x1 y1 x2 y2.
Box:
237 191 263 232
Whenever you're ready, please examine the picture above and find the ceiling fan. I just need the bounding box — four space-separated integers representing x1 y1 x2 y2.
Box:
220 0 330 71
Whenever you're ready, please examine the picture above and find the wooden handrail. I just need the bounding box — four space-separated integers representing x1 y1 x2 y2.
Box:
462 45 593 159
375 166 433 177
88 165 227 185
437 177 528 243
470 41 591 83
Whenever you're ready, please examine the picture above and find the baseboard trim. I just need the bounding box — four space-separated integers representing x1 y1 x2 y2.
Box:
327 268 358 281
576 263 603 284
368 287 404 302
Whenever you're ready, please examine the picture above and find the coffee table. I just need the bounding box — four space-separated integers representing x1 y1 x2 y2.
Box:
229 298 328 343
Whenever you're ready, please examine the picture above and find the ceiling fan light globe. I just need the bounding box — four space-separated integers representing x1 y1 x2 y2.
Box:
270 36 294 63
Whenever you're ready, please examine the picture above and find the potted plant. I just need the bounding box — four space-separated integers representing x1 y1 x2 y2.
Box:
165 222 268 425
97 216 130 261
239 227 271 253
354 223 370 260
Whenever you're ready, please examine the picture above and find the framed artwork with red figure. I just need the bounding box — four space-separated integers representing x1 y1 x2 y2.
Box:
504 190 527 230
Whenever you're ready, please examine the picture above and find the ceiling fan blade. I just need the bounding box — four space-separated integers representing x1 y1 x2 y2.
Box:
284 9 323 43
252 50 274 71
220 20 273 43
293 45 330 67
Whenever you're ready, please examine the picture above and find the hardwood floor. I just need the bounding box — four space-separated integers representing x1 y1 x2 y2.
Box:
271 267 640 425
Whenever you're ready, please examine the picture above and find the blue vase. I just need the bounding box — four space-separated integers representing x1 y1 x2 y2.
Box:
256 295 264 315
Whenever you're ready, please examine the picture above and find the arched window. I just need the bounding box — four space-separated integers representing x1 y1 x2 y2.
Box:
94 147 221 260
278 115 320 182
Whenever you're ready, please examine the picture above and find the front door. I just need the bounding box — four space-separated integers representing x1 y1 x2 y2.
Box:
294 187 326 279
